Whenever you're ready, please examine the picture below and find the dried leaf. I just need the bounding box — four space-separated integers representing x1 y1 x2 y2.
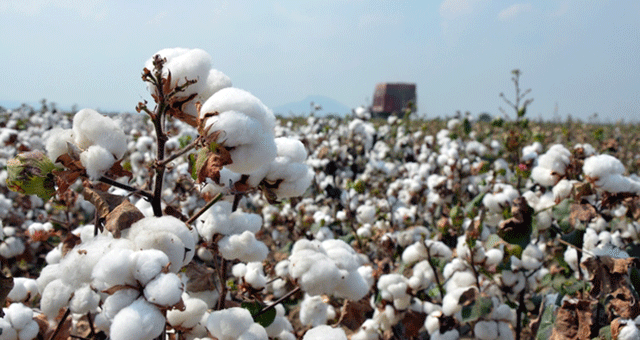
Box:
569 203 597 227
498 196 533 249
35 312 72 340
400 310 427 338
102 284 137 295
340 300 373 330
106 159 133 178
550 299 594 340
184 262 217 292
61 233 81 257
82 187 127 220
195 144 233 184
607 286 640 319
53 169 83 195
104 200 144 238
582 256 640 298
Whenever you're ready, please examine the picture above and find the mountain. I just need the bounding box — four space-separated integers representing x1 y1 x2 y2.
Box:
271 95 351 117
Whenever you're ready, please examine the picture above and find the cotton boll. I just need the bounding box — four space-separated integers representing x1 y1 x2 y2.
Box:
91 248 136 291
69 284 100 314
6 303 33 330
300 294 334 326
430 329 460 340
425 240 453 261
102 289 140 321
143 273 183 307
218 231 268 262
130 249 170 285
167 294 208 329
402 242 427 264
40 279 73 319
237 323 268 340
484 249 504 267
207 307 254 340
110 298 165 340
289 241 341 296
475 320 498 340
302 325 347 340
79 145 117 179
44 128 74 163
72 108 126 159
0 318 17 340
552 179 573 201
17 320 38 340
7 278 38 302
497 321 514 340
442 287 475 316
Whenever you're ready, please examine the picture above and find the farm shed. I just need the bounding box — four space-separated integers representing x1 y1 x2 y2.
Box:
371 83 416 118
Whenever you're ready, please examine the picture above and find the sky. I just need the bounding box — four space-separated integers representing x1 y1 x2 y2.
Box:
0 0 639 122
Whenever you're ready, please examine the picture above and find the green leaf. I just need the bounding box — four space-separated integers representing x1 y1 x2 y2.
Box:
484 234 502 249
595 325 612 340
460 295 493 323
535 305 555 340
241 301 276 328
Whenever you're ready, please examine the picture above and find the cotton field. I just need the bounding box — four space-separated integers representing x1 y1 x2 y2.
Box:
2 48 640 340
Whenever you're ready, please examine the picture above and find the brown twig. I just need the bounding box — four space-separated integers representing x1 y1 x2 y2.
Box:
255 286 301 318
157 136 202 168
186 193 224 225
99 176 154 200
49 308 71 340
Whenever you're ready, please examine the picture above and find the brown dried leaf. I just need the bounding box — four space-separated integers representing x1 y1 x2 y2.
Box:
82 187 127 220
61 233 81 256
53 169 83 195
607 286 640 319
550 299 594 340
569 203 597 227
196 146 233 184
104 200 144 238
582 256 640 298
400 310 427 338
35 312 72 340
102 284 138 295
184 261 217 292
106 159 133 178
572 182 593 202
340 300 374 330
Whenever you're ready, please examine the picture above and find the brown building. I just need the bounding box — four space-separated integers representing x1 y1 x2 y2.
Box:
371 83 416 118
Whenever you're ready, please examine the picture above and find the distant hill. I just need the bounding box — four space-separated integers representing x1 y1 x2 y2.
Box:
271 95 351 117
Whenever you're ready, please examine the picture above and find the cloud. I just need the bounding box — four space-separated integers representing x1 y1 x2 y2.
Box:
498 3 532 21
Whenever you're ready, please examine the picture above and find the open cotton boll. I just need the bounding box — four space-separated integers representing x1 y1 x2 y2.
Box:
218 231 268 262
18 320 39 340
200 88 277 174
378 274 411 310
44 128 74 163
0 318 17 340
289 240 341 296
40 279 74 319
207 307 255 340
474 320 499 340
102 288 140 321
69 284 100 314
127 216 196 272
91 248 136 291
5 303 33 330
167 294 208 329
7 278 38 302
299 295 334 327
143 273 183 307
110 298 165 340
80 145 117 179
552 179 573 201
237 323 268 340
356 205 376 225
130 249 170 285
303 325 347 340
0 237 25 259
618 321 640 340
72 108 126 159
530 144 571 186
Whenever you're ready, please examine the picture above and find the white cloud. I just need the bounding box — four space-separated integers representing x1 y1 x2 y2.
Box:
498 3 532 21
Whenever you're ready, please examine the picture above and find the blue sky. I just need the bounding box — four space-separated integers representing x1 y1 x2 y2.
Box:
1 0 638 122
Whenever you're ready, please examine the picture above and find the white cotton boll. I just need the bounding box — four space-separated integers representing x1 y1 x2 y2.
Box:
144 273 183 307
485 248 504 267
553 179 573 201
288 240 341 296
264 304 289 338
69 285 100 314
521 244 543 270
200 88 277 174
232 263 247 278
275 260 290 277
334 269 370 301
72 108 126 159
102 289 140 321
475 320 498 340
299 295 332 326
497 321 514 340
425 240 453 261
40 279 73 318
314 226 334 241
80 145 117 179
18 320 39 340
243 262 267 289
91 248 136 291
110 298 165 340
237 323 268 340
207 307 254 340
45 128 74 163
6 303 33 330
128 216 195 272
408 260 435 290
356 205 376 224
0 318 17 340
302 325 347 340
583 154 625 179
135 136 155 153
7 278 38 302
431 329 460 340
230 210 263 235
167 294 208 329
445 271 476 293
402 242 427 264
443 258 468 280
0 237 25 259
130 249 170 286
564 248 579 272
442 287 474 316
619 321 640 340
218 231 268 262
